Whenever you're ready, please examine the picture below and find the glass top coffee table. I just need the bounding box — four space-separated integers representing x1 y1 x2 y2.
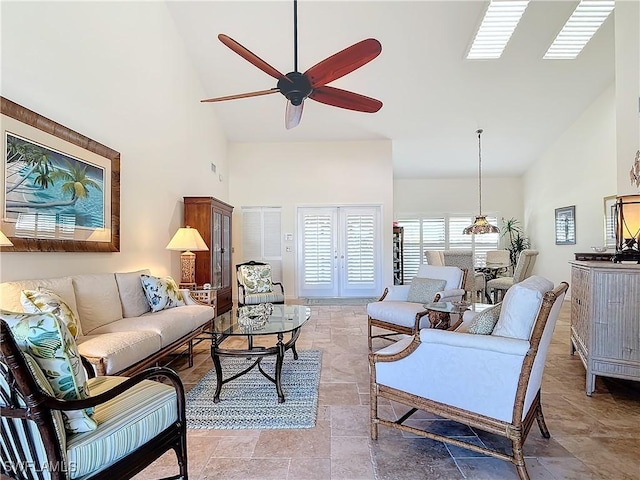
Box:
424 301 493 330
208 304 311 403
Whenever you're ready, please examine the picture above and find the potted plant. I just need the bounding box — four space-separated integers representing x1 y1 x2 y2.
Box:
501 218 531 268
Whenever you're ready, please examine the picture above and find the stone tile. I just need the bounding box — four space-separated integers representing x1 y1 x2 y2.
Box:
330 436 375 479
319 382 362 406
253 420 331 458
200 457 289 480
331 404 371 437
288 457 332 480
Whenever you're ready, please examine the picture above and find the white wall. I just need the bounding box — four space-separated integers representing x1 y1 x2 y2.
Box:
228 140 393 298
394 176 524 247
523 85 617 288
0 2 228 282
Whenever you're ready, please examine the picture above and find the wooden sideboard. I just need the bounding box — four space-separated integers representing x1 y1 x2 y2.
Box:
569 261 640 395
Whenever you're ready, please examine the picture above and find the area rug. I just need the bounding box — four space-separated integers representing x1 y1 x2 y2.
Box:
304 297 376 305
185 350 321 430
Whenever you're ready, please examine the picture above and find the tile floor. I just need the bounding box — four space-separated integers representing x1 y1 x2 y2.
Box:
134 302 639 480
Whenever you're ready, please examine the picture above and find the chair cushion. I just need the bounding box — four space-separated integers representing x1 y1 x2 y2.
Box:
238 264 273 294
243 292 285 305
487 277 515 291
20 287 80 339
140 275 185 313
367 301 429 329
407 277 447 303
1 310 97 433
115 269 151 318
67 376 178 479
468 303 502 335
492 276 554 340
415 265 462 290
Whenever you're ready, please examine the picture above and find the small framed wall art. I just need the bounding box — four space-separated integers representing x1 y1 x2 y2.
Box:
555 205 576 245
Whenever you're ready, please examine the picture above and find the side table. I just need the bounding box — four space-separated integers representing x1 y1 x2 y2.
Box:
189 288 217 307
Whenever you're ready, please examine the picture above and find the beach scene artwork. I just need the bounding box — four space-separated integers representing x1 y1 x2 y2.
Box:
4 132 105 232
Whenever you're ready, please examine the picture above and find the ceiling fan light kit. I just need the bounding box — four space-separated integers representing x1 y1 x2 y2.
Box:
201 0 383 129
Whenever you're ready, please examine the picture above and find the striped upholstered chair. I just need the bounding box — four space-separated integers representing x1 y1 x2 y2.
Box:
0 319 188 480
236 261 285 307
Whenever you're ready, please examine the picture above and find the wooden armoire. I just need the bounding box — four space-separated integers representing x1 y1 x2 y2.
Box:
183 197 234 314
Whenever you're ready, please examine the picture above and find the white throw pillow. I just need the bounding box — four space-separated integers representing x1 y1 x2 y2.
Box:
491 276 554 340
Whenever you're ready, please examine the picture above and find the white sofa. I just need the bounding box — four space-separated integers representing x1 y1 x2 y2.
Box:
0 269 215 376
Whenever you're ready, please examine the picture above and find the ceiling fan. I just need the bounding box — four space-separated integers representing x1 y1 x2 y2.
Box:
201 0 383 129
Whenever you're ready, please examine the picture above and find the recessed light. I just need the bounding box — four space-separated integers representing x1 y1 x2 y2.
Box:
466 1 530 60
544 0 614 59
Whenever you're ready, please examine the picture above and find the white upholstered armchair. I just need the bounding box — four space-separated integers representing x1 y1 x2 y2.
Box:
367 265 466 350
369 276 568 480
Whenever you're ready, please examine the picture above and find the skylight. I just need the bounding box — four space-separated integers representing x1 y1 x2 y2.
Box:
544 0 615 59
466 1 530 60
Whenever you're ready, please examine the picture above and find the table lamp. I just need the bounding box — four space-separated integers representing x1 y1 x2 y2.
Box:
0 230 14 247
166 226 209 286
613 195 640 263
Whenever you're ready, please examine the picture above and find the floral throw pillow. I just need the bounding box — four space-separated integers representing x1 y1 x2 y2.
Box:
140 275 185 313
239 264 273 294
407 277 447 304
20 288 80 339
468 303 502 335
1 310 97 433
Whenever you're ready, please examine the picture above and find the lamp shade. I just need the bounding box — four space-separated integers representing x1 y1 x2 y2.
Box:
463 215 500 235
166 226 208 252
0 230 13 247
614 195 640 263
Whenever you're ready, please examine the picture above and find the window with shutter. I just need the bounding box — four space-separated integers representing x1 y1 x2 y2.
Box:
241 207 283 282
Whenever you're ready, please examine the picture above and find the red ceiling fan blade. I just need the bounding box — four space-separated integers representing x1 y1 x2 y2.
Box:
201 88 279 103
304 38 382 88
309 86 382 113
218 34 291 82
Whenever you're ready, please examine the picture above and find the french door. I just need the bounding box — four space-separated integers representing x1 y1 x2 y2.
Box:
297 206 382 297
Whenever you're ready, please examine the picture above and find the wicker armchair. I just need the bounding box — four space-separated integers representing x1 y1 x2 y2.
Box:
367 265 466 350
236 261 285 307
0 320 188 480
425 249 486 301
370 277 568 480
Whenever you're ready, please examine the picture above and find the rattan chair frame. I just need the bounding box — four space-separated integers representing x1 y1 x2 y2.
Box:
0 320 189 480
369 282 569 480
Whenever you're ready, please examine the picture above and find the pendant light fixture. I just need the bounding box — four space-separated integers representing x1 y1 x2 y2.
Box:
463 129 500 235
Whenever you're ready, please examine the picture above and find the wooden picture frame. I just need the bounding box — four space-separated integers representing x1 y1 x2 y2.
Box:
555 205 576 245
603 195 616 248
1 97 120 252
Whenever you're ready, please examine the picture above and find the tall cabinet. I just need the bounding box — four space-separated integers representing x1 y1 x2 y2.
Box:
184 197 234 314
569 261 640 395
393 226 404 285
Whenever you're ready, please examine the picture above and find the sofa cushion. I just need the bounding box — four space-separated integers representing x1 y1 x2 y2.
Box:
0 277 81 334
92 305 213 348
492 276 554 340
140 275 185 313
67 376 177 479
72 274 123 334
20 288 80 338
406 277 447 304
77 331 161 376
1 310 97 433
468 303 502 335
367 301 431 329
115 270 151 318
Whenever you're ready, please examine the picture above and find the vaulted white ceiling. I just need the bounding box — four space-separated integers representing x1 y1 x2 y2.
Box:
166 1 615 178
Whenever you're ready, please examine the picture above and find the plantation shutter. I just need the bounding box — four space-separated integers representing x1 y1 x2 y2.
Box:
398 219 422 283
302 212 334 287
241 207 282 283
344 212 375 285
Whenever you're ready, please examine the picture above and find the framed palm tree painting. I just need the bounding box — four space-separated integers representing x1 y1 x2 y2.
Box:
1 97 120 252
